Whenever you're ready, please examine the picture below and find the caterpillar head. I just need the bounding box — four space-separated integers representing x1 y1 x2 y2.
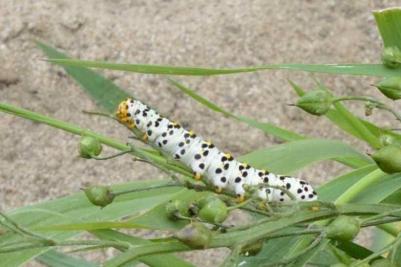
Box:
116 98 135 128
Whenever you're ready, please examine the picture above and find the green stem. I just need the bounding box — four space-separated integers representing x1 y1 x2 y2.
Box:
0 103 192 177
112 182 182 197
333 96 401 122
335 169 385 205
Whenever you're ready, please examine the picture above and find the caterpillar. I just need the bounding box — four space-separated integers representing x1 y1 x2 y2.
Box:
116 98 318 203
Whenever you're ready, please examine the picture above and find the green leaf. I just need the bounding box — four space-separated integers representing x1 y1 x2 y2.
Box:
238 139 372 174
374 8 401 50
46 58 401 77
317 165 377 202
35 250 98 267
37 42 130 113
0 180 184 266
352 173 401 203
92 230 194 267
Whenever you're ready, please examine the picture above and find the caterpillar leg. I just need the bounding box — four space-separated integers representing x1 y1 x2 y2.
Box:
236 194 245 203
215 186 223 193
194 172 202 180
142 133 149 143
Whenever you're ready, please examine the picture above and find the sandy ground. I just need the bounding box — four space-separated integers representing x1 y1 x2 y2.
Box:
1 0 401 266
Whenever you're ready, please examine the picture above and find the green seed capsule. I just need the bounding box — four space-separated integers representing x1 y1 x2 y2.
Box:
371 258 396 267
165 199 190 220
326 215 360 241
382 46 401 69
372 145 401 173
79 136 103 159
174 222 212 248
198 197 228 223
84 186 114 207
296 89 333 116
376 77 401 100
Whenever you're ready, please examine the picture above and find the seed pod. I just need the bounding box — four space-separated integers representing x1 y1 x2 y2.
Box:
326 215 360 241
372 145 401 173
382 46 401 69
79 136 103 159
240 240 264 256
371 258 396 267
376 77 401 100
198 197 228 223
84 186 114 207
165 199 190 220
296 90 333 116
174 222 212 248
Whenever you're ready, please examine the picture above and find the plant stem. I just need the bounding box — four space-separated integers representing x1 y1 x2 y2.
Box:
333 96 401 122
0 103 192 177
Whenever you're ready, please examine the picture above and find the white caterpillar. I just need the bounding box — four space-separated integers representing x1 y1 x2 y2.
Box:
117 98 318 202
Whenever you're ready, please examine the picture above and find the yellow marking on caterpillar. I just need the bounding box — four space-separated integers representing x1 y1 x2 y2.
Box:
117 99 135 128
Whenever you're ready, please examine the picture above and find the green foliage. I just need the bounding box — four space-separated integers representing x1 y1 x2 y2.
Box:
2 7 401 267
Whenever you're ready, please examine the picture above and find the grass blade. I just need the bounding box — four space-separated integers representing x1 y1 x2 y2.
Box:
37 42 130 113
46 58 401 77
169 79 303 142
374 8 401 50
36 250 98 267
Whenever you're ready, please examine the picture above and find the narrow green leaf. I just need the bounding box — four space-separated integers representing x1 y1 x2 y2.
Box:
317 165 377 202
374 8 401 50
36 250 98 267
46 58 401 77
37 42 130 113
238 139 372 174
169 79 303 142
352 173 401 203
92 230 194 267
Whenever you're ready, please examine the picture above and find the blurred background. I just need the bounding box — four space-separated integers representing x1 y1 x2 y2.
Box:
1 1 400 265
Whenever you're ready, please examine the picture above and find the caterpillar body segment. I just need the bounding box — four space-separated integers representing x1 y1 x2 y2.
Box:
117 98 318 202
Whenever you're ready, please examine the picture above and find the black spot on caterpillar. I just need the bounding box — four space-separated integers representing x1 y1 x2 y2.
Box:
117 98 317 202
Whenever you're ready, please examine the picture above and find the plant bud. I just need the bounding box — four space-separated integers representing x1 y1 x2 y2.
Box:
198 197 228 224
364 102 374 116
379 135 396 146
174 222 212 248
296 90 333 116
382 46 401 69
376 77 401 100
165 199 190 220
84 186 114 207
326 215 360 241
79 136 102 159
240 240 264 256
372 145 401 173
